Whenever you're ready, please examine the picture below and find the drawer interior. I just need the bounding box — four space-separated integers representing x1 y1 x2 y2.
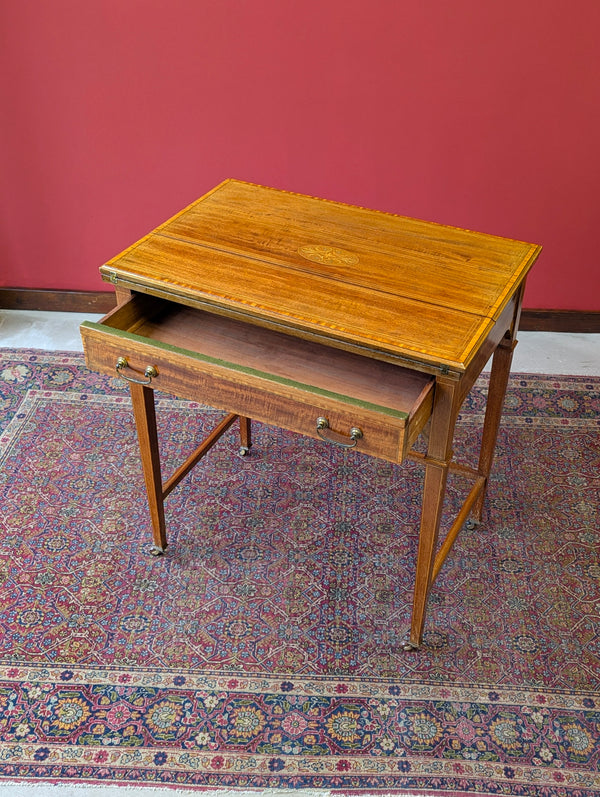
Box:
95 293 434 423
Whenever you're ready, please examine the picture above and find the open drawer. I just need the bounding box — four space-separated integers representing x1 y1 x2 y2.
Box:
81 293 434 463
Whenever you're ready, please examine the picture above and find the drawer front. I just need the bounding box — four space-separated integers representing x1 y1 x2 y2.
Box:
81 322 422 463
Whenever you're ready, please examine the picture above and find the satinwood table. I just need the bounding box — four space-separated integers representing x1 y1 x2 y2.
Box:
81 179 541 649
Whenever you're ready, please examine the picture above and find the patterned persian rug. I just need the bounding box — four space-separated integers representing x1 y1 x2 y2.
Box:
0 348 599 795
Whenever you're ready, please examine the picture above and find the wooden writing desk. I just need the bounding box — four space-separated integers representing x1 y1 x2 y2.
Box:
81 180 541 649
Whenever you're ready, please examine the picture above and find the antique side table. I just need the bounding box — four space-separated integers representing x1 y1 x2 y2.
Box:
81 179 541 649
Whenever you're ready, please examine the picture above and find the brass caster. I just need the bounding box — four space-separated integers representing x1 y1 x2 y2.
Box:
465 519 482 530
150 545 166 556
401 639 419 652
238 446 251 458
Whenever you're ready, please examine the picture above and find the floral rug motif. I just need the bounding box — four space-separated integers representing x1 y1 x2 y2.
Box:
0 349 599 794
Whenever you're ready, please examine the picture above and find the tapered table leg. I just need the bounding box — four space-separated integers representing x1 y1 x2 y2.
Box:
407 375 460 649
472 333 517 521
129 383 167 554
239 416 252 456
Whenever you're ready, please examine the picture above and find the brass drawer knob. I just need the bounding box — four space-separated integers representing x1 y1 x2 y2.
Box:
115 356 158 385
316 416 363 449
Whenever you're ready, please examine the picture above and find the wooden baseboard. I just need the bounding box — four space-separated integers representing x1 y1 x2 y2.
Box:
518 309 600 333
1 289 599 332
0 288 116 314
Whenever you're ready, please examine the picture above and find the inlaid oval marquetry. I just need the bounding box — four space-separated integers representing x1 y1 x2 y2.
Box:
298 244 359 266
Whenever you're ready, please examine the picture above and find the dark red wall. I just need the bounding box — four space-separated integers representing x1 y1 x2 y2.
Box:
2 0 599 309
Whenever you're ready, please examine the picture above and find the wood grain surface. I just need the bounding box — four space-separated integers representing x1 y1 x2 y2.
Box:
100 180 541 372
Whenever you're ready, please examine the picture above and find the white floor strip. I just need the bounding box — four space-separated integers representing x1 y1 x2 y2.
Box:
1 309 600 374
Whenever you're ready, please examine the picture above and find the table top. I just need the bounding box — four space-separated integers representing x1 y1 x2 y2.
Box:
101 179 541 373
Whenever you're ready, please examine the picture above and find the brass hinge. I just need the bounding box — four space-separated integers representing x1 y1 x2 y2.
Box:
107 271 119 285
